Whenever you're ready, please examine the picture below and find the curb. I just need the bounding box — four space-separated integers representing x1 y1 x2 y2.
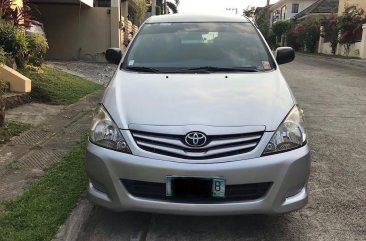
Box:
53 199 93 241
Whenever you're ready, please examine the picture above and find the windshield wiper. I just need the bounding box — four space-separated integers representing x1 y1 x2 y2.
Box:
177 66 259 73
126 66 161 73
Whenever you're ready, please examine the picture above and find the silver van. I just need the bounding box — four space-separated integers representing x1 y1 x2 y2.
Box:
86 14 310 215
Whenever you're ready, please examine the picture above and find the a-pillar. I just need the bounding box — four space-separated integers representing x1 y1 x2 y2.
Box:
360 24 366 59
111 0 121 48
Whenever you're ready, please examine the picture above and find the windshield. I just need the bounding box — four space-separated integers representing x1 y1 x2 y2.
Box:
122 22 275 73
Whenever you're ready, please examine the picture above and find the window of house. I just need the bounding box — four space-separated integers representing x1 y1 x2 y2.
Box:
94 0 111 7
292 4 299 13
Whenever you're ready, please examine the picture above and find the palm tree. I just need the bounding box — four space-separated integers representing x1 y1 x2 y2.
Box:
166 0 179 14
157 0 179 14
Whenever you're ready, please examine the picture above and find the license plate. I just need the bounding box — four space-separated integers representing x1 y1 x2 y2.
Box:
166 176 225 198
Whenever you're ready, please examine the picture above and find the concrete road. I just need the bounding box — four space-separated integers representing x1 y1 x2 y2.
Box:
76 54 366 241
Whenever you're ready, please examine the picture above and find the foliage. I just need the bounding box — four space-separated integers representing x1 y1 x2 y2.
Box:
0 20 27 67
0 138 88 241
337 6 366 55
129 0 148 25
19 67 102 105
0 47 6 64
166 1 177 13
156 0 179 14
255 7 270 40
26 33 48 66
294 18 320 53
0 0 32 27
0 78 7 95
323 15 338 54
0 121 31 144
266 31 277 49
286 22 302 51
272 21 292 38
243 6 255 19
156 5 161 15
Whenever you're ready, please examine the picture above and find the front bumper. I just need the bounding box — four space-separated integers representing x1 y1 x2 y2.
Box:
86 141 310 215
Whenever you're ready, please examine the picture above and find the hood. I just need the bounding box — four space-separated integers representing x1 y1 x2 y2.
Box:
103 70 295 131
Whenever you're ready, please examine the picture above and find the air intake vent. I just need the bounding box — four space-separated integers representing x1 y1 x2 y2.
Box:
122 179 272 203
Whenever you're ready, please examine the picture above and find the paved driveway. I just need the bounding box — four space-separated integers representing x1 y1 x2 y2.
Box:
76 54 366 241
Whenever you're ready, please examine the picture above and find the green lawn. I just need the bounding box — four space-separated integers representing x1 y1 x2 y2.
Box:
20 67 103 105
0 121 32 144
0 138 88 241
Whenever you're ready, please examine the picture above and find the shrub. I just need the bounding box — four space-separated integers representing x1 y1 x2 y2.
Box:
337 6 366 55
255 8 270 40
272 21 292 39
27 33 49 66
323 15 338 54
0 20 27 68
0 47 6 64
294 18 320 53
267 31 277 49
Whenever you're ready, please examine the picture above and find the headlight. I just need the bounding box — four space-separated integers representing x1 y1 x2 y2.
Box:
263 105 306 155
89 105 131 154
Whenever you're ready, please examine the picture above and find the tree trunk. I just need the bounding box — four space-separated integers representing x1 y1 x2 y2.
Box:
267 0 270 6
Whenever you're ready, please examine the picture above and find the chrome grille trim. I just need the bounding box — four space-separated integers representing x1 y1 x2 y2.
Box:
131 130 263 160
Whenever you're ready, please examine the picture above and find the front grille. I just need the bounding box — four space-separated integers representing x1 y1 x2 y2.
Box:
130 130 263 159
122 179 272 203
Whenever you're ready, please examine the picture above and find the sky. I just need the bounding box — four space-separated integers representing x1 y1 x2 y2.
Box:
178 0 279 14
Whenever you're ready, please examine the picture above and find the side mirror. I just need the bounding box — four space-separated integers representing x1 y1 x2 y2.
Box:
275 47 295 65
105 48 122 65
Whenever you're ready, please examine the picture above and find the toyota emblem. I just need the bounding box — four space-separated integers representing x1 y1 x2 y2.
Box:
184 132 208 147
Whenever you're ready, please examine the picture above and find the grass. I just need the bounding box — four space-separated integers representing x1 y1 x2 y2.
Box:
0 138 88 241
0 121 32 144
19 66 103 105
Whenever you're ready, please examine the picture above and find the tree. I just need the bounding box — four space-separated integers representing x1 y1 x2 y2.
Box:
243 6 255 20
255 7 270 39
157 0 179 14
129 0 148 26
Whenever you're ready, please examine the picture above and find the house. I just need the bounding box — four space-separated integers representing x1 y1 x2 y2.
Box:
28 0 133 62
317 0 366 58
338 0 366 15
294 0 339 20
269 0 317 26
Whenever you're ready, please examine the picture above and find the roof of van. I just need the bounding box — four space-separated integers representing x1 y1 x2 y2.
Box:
146 14 251 23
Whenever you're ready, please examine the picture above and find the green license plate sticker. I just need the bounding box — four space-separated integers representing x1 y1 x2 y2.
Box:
166 176 174 197
212 178 225 198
